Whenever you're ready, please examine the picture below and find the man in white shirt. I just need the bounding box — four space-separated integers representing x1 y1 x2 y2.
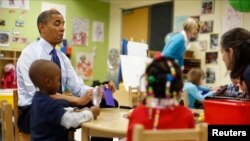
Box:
17 9 117 141
16 9 94 133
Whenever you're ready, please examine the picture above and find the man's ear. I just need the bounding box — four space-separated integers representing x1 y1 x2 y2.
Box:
38 23 44 33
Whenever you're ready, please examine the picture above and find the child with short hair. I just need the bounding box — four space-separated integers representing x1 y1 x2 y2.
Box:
225 78 240 97
184 68 219 109
126 56 195 141
29 59 100 141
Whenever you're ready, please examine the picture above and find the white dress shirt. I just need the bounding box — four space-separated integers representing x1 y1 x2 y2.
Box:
16 38 92 106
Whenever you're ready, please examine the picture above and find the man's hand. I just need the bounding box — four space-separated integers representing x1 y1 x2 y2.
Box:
101 81 116 99
76 89 93 106
90 106 100 119
106 81 116 92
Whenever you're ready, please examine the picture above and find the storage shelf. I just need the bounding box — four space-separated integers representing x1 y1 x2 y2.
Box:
0 48 22 88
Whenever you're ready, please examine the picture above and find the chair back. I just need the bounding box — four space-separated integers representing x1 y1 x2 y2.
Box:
13 89 20 141
13 90 31 141
133 123 208 141
182 90 189 107
1 100 14 141
128 86 144 107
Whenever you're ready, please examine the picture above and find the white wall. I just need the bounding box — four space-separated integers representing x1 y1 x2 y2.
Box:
108 0 250 86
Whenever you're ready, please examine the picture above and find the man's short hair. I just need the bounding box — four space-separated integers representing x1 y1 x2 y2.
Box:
37 9 62 32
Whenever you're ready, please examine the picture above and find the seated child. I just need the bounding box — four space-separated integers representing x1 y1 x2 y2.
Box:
184 68 219 109
225 77 240 97
126 56 195 141
29 59 100 141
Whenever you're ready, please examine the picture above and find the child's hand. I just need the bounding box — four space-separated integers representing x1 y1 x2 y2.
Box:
212 86 221 94
73 107 89 112
90 106 100 119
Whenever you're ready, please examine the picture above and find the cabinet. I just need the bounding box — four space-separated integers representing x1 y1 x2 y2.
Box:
183 58 201 76
0 48 22 88
147 50 201 76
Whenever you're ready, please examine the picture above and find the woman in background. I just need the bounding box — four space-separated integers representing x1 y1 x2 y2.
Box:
161 18 200 69
220 27 250 99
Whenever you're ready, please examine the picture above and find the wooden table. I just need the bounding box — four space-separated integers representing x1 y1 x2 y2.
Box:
81 107 204 141
191 108 204 114
81 108 130 141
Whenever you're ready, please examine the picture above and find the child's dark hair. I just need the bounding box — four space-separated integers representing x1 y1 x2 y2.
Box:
145 56 183 130
29 59 60 89
145 56 183 99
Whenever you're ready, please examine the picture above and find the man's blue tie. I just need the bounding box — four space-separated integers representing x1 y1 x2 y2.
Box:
51 48 62 94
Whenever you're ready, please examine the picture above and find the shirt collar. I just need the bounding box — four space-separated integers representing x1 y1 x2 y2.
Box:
38 37 54 55
181 30 189 42
181 30 189 48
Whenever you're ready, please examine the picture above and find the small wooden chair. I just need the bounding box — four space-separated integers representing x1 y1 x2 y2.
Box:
14 90 75 140
133 123 208 141
182 90 189 107
1 100 14 141
13 90 31 141
128 86 143 107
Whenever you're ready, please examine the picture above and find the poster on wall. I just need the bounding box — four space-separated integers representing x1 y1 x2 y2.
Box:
200 21 213 33
190 15 200 22
0 31 10 47
221 0 243 34
76 52 94 80
210 33 218 50
206 67 216 84
201 0 214 14
41 2 66 37
72 18 89 46
0 19 5 26
199 40 207 51
15 19 24 27
92 21 104 42
205 52 218 64
12 36 28 43
0 0 30 10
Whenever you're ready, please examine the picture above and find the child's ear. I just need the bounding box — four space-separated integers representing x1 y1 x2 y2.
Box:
44 78 52 86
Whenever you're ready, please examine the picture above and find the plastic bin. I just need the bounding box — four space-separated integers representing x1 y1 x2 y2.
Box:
204 99 250 125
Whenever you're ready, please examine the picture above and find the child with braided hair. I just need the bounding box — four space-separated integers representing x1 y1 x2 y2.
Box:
126 56 195 141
